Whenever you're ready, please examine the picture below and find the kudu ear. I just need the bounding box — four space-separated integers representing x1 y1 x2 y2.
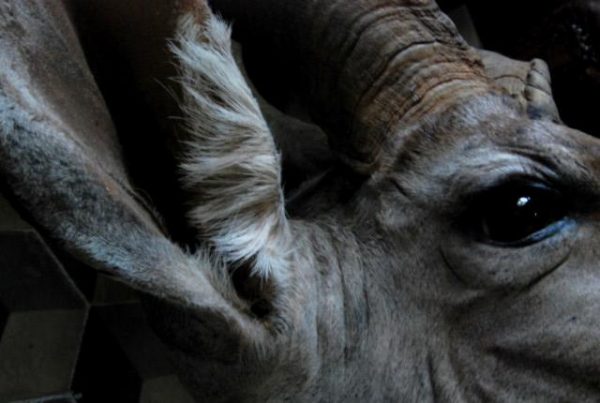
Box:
0 1 238 305
0 1 168 293
0 3 272 359
478 49 562 123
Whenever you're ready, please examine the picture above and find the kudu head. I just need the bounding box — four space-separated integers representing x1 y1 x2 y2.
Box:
1 0 599 401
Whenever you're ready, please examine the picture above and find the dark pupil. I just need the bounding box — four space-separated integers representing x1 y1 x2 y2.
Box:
476 183 566 244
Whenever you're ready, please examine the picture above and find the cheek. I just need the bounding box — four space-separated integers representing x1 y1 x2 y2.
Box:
449 262 600 391
440 221 577 290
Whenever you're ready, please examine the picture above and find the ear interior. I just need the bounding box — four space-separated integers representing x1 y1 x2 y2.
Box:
68 0 211 245
0 2 284 334
0 1 188 295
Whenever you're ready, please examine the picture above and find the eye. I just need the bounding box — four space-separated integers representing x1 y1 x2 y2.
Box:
463 180 569 245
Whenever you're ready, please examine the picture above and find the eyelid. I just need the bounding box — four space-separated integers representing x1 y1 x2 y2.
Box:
485 219 574 248
458 176 564 215
450 173 557 219
443 152 561 201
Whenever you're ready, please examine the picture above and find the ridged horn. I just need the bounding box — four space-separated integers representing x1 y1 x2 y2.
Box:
210 0 490 173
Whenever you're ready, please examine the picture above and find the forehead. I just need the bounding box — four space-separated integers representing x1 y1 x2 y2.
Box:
381 95 600 199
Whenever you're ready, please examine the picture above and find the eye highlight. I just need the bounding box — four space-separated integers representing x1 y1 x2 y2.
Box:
461 180 569 246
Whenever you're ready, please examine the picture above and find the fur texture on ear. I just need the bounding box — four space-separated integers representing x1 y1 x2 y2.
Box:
0 2 270 354
0 32 195 304
171 14 290 279
0 2 217 302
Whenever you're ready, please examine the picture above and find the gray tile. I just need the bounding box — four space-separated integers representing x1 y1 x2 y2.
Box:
140 375 195 403
94 304 173 380
0 194 30 232
0 310 87 402
0 232 87 312
72 305 193 402
72 308 143 402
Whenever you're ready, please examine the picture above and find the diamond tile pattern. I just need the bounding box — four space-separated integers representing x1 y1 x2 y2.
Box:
0 193 194 402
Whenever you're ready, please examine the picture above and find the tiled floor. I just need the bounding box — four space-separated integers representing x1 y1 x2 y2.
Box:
0 194 193 402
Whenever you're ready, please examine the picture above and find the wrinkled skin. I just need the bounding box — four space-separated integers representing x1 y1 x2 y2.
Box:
256 94 600 401
342 99 600 400
0 0 599 402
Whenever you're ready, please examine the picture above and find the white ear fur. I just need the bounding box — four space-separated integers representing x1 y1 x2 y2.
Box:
171 14 290 279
